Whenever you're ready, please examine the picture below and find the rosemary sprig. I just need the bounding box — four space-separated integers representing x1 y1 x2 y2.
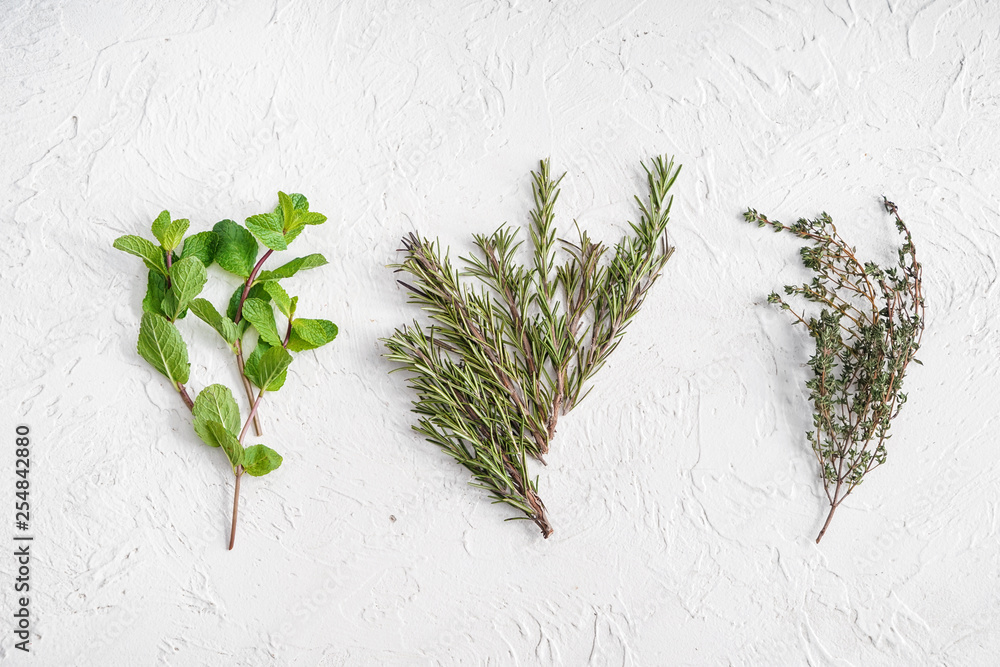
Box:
744 198 926 543
385 156 681 537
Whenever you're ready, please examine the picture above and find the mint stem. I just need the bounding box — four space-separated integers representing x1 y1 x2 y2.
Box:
230 388 265 550
233 248 273 436
234 249 274 325
176 382 194 411
228 467 243 551
240 389 266 444
235 341 262 436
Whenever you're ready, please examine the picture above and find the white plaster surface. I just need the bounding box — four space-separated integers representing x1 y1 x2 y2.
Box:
1 0 998 664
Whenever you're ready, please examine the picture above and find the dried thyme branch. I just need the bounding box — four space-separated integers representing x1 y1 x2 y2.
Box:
385 156 681 536
744 198 926 543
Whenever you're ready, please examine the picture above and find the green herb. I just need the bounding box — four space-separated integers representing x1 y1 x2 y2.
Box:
114 195 338 549
744 198 926 543
384 156 681 537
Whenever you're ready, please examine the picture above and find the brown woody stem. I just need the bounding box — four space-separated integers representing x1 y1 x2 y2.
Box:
816 502 839 544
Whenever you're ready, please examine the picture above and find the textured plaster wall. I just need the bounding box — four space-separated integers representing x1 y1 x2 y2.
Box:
1 0 998 665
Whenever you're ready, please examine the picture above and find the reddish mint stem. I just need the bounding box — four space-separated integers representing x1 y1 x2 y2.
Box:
231 388 265 550
228 468 242 551
234 248 273 436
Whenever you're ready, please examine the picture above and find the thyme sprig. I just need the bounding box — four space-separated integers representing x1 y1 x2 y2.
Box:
744 198 926 543
385 156 681 537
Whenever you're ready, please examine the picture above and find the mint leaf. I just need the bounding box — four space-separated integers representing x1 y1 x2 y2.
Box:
142 270 168 316
287 318 338 352
207 421 244 469
169 256 208 317
278 191 295 231
180 231 218 267
114 235 168 276
227 282 270 322
189 298 239 348
244 342 291 391
161 291 180 321
214 220 258 278
137 312 189 385
255 345 293 390
255 254 328 282
242 445 282 477
262 282 293 317
295 211 327 226
151 210 172 245
246 211 288 251
193 384 241 448
162 218 190 252
277 192 326 243
242 298 282 347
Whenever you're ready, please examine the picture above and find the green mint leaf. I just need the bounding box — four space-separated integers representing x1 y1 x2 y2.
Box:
151 211 171 246
287 193 309 210
278 191 295 232
245 212 288 251
161 291 180 320
255 345 293 390
137 312 190 385
244 342 291 391
287 318 338 352
262 282 292 318
161 218 190 252
242 298 283 347
189 298 239 348
213 220 258 278
255 254 328 282
207 421 244 469
113 235 168 276
295 211 327 226
226 282 271 322
192 384 241 448
242 444 282 477
169 256 208 315
180 231 218 267
142 270 168 317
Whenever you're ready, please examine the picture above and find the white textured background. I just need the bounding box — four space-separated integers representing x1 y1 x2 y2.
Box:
2 0 998 664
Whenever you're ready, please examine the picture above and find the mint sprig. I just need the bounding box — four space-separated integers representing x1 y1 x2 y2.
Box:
114 192 338 549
